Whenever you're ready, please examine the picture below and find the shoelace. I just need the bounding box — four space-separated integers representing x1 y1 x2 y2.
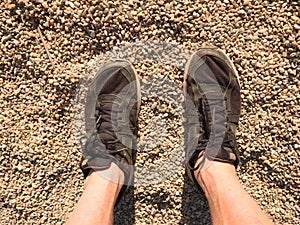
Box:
210 102 235 148
190 97 235 171
81 104 128 154
96 104 128 153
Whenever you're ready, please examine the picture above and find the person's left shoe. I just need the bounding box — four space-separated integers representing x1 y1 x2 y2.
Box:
81 59 140 204
184 46 241 191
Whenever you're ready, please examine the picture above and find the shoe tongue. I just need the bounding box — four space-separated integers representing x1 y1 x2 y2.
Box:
98 102 118 143
99 121 116 143
203 98 227 137
96 93 139 146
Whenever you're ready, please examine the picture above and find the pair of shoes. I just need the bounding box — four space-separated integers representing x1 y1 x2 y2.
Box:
80 46 241 204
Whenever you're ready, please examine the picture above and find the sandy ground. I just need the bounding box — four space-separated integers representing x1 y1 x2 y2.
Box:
0 0 299 224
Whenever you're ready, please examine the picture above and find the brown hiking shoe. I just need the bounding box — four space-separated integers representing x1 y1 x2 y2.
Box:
81 59 140 204
184 46 241 190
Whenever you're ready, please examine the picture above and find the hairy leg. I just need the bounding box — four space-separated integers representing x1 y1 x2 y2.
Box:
66 163 124 225
195 158 274 225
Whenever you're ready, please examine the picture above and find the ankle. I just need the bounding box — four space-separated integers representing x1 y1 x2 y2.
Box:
194 156 237 193
86 162 125 193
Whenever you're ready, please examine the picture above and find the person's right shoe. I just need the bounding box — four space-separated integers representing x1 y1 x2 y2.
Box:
184 46 241 191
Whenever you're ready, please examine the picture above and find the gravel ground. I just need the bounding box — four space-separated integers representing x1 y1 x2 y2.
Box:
1 0 299 224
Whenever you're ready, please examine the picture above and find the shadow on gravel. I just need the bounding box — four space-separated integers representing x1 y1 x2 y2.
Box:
180 172 211 225
114 186 135 225
114 173 211 225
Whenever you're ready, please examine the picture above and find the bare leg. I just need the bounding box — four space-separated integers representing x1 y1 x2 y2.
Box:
66 163 124 225
195 157 274 225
